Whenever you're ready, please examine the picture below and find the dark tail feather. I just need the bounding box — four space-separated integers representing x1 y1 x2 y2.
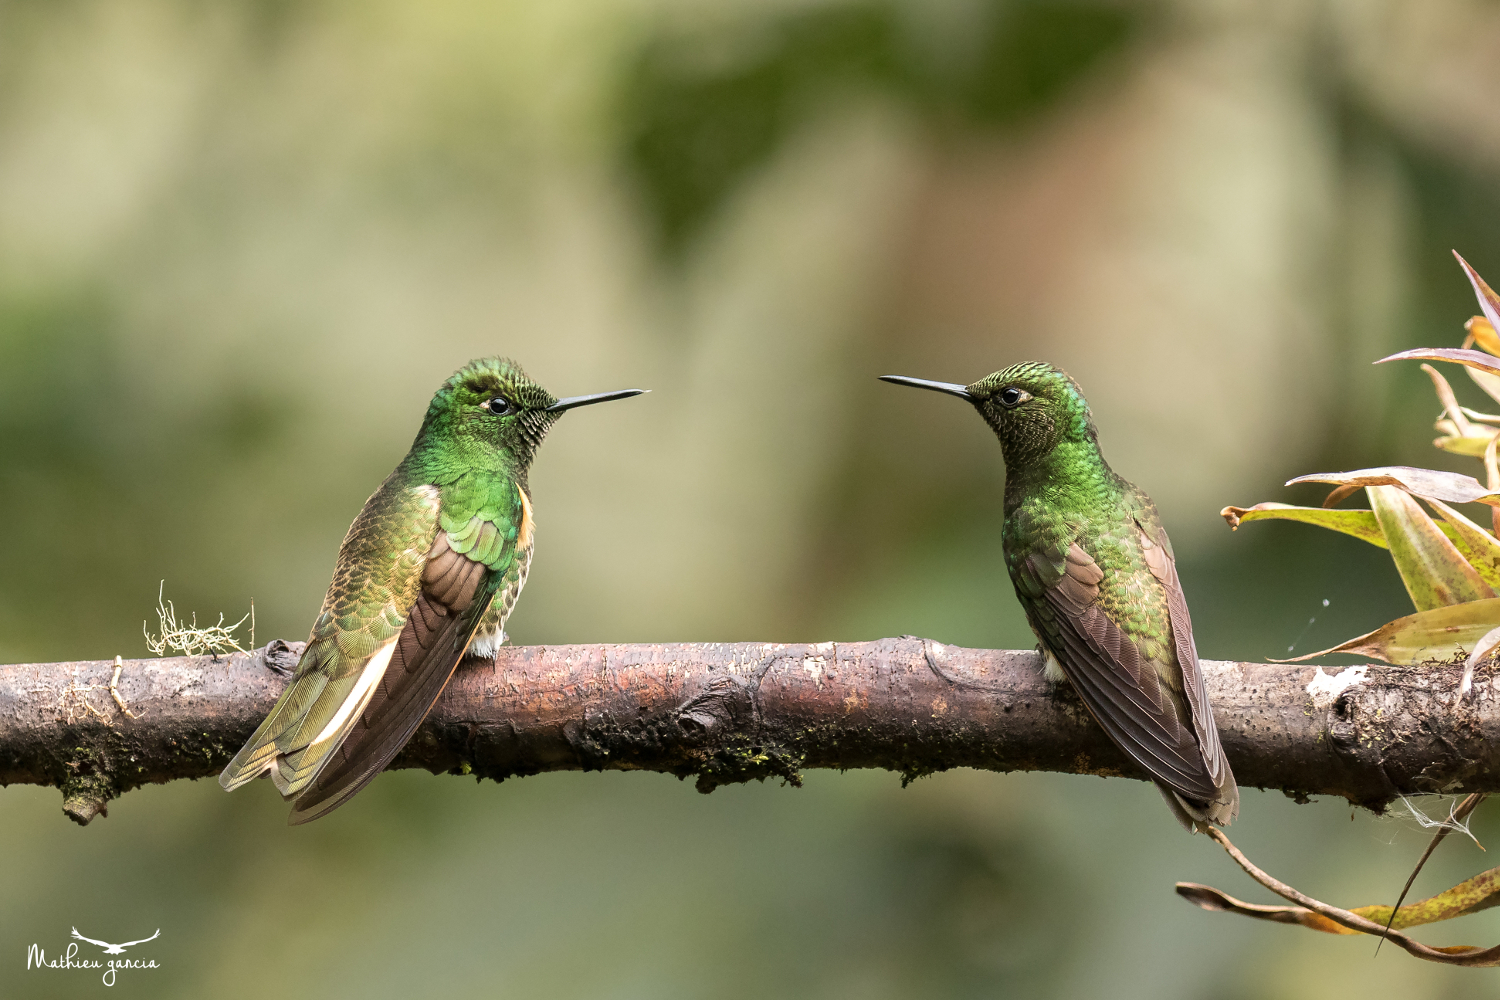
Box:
1158 779 1239 833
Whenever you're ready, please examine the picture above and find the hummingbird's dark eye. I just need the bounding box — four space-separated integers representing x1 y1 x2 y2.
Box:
485 396 514 416
998 387 1031 408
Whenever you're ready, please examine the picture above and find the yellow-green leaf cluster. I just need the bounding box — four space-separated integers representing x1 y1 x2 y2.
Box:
1220 253 1500 665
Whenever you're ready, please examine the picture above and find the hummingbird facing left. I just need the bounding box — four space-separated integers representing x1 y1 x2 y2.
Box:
881 362 1238 830
220 357 644 823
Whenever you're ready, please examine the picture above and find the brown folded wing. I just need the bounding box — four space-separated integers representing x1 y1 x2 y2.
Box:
287 533 492 824
1037 541 1222 803
1135 520 1238 818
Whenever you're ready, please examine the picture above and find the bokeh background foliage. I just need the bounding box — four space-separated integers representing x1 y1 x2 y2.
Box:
3 0 1500 996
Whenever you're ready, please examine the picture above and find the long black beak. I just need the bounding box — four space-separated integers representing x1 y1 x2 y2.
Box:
878 375 973 401
545 388 648 413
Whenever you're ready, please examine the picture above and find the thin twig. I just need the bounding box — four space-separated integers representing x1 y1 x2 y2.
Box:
1205 827 1500 966
1376 793 1488 953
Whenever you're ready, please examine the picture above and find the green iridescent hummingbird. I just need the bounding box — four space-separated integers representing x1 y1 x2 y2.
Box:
881 362 1238 829
220 357 644 823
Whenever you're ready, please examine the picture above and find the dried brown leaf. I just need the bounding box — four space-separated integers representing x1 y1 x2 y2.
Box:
1457 251 1500 341
1287 467 1500 507
1423 363 1474 437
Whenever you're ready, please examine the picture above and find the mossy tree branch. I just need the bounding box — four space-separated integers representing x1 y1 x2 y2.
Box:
0 638 1494 824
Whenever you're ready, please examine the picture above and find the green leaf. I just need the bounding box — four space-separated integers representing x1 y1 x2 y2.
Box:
1278 597 1500 664
1435 434 1500 457
1220 500 1483 556
1424 497 1500 588
1369 486 1494 611
1220 503 1387 548
1287 466 1500 507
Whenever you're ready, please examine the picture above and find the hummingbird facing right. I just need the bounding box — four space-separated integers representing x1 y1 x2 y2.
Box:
220 357 644 823
881 362 1238 830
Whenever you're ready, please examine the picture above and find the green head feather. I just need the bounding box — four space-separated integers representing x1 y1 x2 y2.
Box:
408 357 561 482
966 362 1099 469
404 356 645 488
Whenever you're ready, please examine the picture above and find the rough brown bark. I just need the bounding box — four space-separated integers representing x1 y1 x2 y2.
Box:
0 638 1492 824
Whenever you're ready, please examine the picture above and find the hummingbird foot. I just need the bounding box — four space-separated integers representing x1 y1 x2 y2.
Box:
1039 647 1070 686
465 627 507 661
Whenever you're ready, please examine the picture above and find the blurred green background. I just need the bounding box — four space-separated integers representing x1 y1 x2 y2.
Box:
4 0 1500 995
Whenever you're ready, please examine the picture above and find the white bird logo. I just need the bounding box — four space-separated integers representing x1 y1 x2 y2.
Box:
70 928 160 955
